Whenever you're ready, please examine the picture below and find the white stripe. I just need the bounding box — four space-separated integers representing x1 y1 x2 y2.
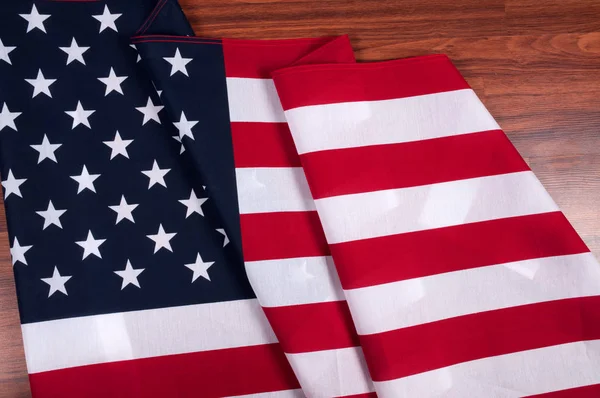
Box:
226 389 304 398
315 171 558 244
246 256 344 307
345 253 600 335
287 346 375 398
284 89 499 155
373 340 600 398
227 77 286 123
236 167 315 214
22 299 277 374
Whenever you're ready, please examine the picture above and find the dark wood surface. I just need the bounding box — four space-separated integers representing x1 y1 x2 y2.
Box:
1 0 599 396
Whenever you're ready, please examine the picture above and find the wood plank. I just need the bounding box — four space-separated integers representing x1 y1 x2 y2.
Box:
506 0 600 34
182 0 507 40
352 33 600 68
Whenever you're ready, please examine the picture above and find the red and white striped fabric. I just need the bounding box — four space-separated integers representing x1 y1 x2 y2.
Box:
24 299 299 398
223 36 376 397
272 55 600 397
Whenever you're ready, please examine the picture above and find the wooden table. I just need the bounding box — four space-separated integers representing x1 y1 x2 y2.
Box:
1 0 599 396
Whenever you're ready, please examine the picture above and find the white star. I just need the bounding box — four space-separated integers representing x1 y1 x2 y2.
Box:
25 69 56 98
141 160 170 189
70 165 100 194
98 67 127 96
41 267 71 297
173 135 185 154
2 170 26 199
178 190 208 218
184 253 215 282
36 201 67 230
103 131 133 159
173 111 198 140
10 237 32 266
109 195 138 224
75 230 106 260
30 134 61 164
147 224 176 253
135 97 163 125
114 260 144 290
65 101 95 129
92 5 121 33
0 103 21 132
163 48 192 76
19 5 50 34
59 38 89 65
0 39 16 65
216 229 230 247
129 44 141 63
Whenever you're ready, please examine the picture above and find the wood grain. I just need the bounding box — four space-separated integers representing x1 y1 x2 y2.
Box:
1 0 599 396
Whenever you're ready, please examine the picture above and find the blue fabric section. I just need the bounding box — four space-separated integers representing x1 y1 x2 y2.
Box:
0 1 252 324
133 37 245 267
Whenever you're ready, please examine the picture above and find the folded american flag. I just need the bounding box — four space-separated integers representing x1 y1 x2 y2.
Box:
272 56 600 397
1 1 599 397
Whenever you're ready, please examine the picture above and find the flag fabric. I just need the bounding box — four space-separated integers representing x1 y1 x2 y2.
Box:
132 33 375 397
221 36 373 397
271 55 600 396
0 1 299 397
2 0 600 397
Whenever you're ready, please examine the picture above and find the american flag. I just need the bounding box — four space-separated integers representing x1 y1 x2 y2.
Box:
1 1 297 397
272 55 600 396
2 0 600 397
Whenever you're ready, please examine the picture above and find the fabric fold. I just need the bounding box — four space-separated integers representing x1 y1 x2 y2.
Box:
134 0 194 37
223 36 376 398
133 34 245 263
272 55 600 397
136 32 377 397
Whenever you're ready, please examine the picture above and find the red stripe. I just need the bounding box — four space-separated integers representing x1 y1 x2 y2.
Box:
263 301 360 353
332 212 589 289
232 122 300 168
338 393 378 398
272 54 469 110
222 36 355 78
302 130 529 199
526 384 600 397
240 211 329 262
29 343 299 398
360 295 600 381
